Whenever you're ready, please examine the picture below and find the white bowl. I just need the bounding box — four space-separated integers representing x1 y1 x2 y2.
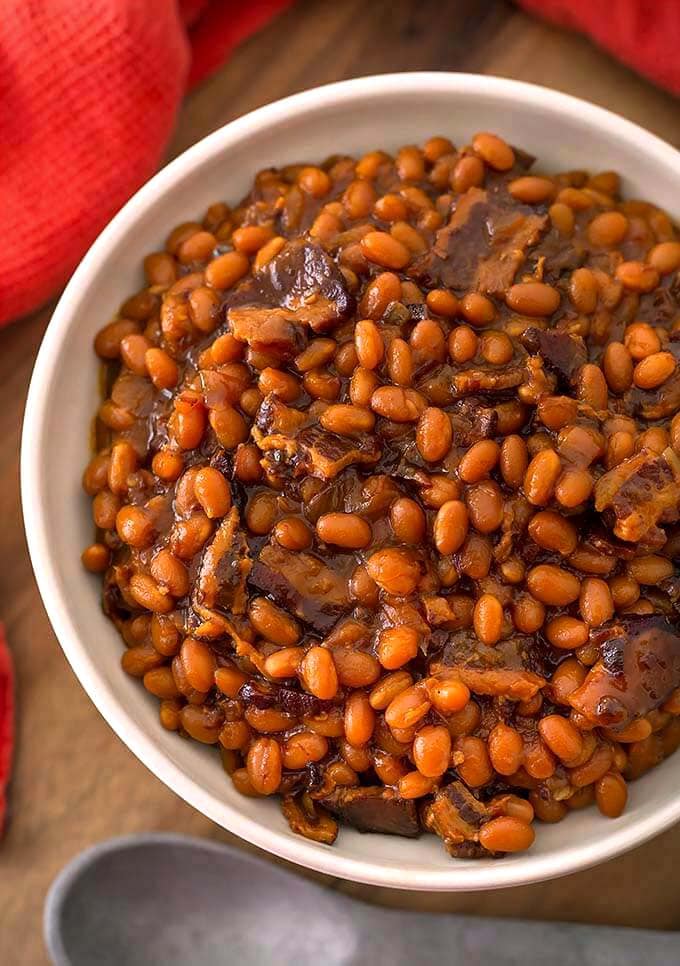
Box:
22 72 680 891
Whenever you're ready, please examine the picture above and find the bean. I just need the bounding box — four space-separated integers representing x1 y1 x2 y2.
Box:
451 155 485 193
386 338 413 386
459 439 500 483
527 564 580 606
108 441 137 495
489 795 535 824
579 577 614 626
633 352 676 389
460 292 495 327
344 692 376 747
369 386 423 422
549 202 575 235
300 647 338 700
452 735 493 787
528 510 577 556
473 594 503 645
506 282 560 316
413 725 451 778
479 817 535 853
466 481 503 533
576 363 608 409
129 574 173 613
264 647 304 679
349 565 380 608
416 407 453 462
587 211 628 247
624 322 661 360
457 533 492 580
391 221 427 254
426 288 459 317
303 368 341 401
615 261 659 292
332 649 380 688
538 715 583 764
546 616 589 650
508 176 555 203
193 467 231 519
410 319 447 360
480 330 513 366
627 554 674 584
180 637 217 692
245 492 278 535
500 435 528 489
360 231 410 269
249 597 300 646
94 319 140 359
602 342 633 394
316 512 372 549
524 448 561 505
150 549 189 598
297 166 331 197
448 325 478 362
359 272 402 319
343 179 376 219
273 516 312 551
366 548 420 595
354 319 384 369
320 404 375 436
530 793 568 824
205 251 249 289
385 684 431 730
282 732 328 769
247 737 282 795
569 744 613 788
472 132 515 170
377 626 420 670
426 677 470 714
214 666 248 698
550 658 587 704
258 367 300 402
253 236 286 270
390 497 426 544
595 772 628 818
145 348 179 389
115 505 155 548
369 671 413 711
569 267 598 313
433 500 469 555
211 333 244 365
555 469 593 509
398 771 436 799
293 338 335 373
81 542 111 573
648 240 680 274
488 723 524 775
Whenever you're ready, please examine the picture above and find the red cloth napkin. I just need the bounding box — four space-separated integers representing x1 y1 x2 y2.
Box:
1 1 678 327
0 0 292 327
0 628 14 837
518 1 680 96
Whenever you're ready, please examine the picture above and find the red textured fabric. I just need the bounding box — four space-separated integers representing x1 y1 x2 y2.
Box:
0 0 292 327
518 1 680 96
0 627 14 838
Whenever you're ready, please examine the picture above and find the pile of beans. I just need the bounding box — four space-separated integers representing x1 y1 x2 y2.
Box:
82 130 680 858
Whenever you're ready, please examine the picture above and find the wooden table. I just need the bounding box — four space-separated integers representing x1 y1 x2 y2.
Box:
3 2 680 961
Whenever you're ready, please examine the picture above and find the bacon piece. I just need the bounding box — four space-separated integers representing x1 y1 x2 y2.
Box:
569 615 680 729
594 447 680 543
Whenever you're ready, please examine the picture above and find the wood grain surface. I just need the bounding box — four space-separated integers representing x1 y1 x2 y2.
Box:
2 2 679 962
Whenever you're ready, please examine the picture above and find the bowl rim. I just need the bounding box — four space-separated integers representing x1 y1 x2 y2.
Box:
21 71 680 891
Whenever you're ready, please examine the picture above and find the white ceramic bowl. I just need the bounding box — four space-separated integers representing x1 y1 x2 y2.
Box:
22 73 680 891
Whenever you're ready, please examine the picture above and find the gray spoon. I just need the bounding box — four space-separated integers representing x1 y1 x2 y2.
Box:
45 833 678 966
